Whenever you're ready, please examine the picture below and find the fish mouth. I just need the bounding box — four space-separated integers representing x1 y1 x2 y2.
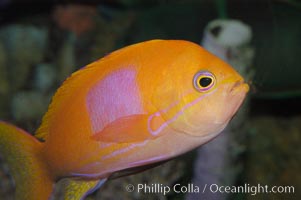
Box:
230 80 249 93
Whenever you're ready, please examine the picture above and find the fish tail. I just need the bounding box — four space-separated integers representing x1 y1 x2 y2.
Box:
0 121 54 200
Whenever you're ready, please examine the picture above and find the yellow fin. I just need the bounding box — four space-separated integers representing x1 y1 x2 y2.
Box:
0 121 54 200
59 178 106 199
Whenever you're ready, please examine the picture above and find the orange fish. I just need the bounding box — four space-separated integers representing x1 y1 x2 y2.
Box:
0 40 249 199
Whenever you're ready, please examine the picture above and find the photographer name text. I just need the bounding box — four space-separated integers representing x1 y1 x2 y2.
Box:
125 183 295 196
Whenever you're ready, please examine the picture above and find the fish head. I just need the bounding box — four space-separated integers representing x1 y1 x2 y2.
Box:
150 41 249 138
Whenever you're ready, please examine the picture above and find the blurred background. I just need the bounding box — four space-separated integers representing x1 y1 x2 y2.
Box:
0 0 300 199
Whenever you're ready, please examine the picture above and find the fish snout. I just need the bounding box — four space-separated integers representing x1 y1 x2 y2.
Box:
230 79 249 94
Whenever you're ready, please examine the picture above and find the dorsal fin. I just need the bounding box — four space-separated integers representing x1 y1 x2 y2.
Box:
34 56 113 140
34 65 95 140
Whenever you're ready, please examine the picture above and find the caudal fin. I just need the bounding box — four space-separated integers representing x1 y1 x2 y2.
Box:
0 121 54 200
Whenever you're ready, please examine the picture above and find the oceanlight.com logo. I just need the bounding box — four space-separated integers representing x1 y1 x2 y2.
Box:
125 183 295 196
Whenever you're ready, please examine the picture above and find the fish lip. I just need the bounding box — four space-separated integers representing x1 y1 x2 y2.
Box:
230 80 249 93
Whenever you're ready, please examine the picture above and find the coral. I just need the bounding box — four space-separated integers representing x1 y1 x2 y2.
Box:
0 158 13 200
246 116 301 199
56 33 77 82
11 91 50 123
90 11 135 61
52 4 97 37
0 25 48 91
34 63 57 92
0 42 9 96
0 42 10 119
202 19 254 80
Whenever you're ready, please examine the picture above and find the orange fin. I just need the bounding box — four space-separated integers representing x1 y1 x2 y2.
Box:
92 113 166 143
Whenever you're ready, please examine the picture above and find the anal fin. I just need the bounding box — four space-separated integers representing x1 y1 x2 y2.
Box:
57 178 107 200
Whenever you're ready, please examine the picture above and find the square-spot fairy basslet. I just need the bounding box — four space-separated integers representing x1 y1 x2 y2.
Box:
0 40 249 199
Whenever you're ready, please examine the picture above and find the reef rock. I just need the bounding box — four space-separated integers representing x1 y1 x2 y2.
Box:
0 25 48 91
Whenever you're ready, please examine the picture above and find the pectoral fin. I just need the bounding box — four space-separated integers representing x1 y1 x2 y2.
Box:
91 113 166 143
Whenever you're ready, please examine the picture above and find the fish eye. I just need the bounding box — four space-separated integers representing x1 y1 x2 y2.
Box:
193 71 216 92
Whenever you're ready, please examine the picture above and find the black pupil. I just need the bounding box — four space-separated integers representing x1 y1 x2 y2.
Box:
199 77 212 87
